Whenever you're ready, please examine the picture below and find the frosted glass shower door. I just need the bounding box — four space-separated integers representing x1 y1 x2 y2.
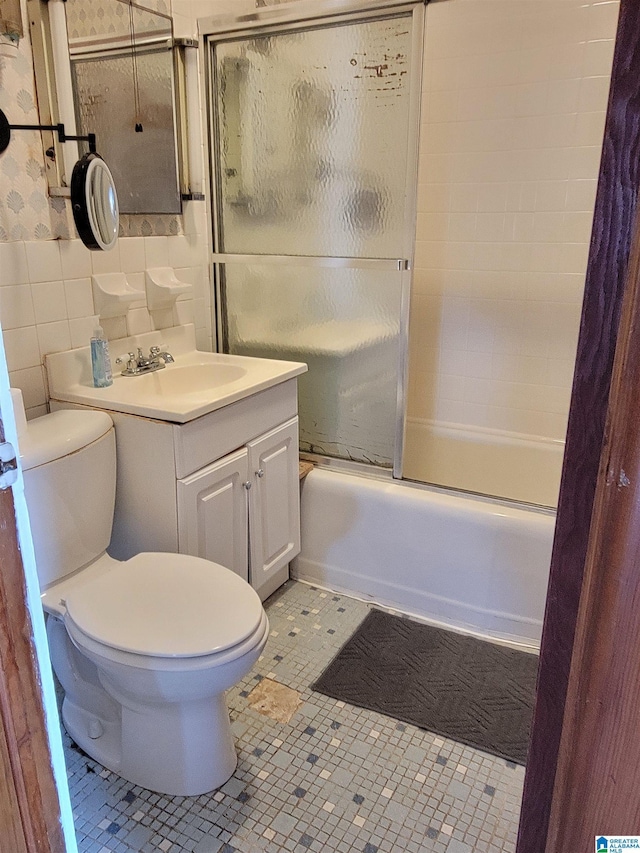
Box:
208 9 420 467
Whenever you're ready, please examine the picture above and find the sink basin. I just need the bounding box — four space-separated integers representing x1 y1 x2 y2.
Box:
45 324 307 423
140 363 248 396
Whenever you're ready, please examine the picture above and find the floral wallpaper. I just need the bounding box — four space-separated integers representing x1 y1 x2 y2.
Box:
0 0 182 243
0 3 73 242
66 0 171 44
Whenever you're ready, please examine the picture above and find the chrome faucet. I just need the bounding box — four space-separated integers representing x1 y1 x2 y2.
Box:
115 346 174 376
149 345 175 365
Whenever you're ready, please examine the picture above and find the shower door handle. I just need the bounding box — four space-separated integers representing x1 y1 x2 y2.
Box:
210 253 411 272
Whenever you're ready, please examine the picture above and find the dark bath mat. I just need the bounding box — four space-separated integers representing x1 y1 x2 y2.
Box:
312 609 538 765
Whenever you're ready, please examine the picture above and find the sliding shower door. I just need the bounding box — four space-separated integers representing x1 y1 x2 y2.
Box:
204 3 423 469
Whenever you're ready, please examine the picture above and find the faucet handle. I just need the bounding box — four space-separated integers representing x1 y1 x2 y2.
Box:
115 352 135 365
149 345 161 356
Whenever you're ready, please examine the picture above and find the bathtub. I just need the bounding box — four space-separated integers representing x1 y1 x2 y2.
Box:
292 468 555 648
403 419 565 507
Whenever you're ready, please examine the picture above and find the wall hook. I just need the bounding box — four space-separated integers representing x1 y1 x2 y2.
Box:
0 107 96 156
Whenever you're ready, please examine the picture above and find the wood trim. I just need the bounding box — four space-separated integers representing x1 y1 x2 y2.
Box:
0 710 29 853
0 428 65 853
546 192 640 851
516 2 640 850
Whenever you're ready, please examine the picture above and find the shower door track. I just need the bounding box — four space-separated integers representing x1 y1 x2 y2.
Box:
202 0 425 477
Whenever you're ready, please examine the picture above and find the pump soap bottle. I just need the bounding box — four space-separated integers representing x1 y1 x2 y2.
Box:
90 325 113 388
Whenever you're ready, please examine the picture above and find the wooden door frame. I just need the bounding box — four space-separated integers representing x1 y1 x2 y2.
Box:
517 1 640 849
546 158 640 851
0 456 65 849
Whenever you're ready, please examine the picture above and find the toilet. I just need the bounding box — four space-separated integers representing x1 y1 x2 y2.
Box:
19 407 269 796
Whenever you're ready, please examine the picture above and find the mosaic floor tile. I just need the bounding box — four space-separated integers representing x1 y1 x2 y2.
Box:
61 580 525 852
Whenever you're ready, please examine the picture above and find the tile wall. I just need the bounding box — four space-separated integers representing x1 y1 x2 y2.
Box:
0 217 212 419
405 0 620 466
0 0 213 420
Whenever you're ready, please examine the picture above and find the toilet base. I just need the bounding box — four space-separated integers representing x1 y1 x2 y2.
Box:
62 691 238 796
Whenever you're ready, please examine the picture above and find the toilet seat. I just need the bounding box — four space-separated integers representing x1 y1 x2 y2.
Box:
64 607 269 674
64 552 263 659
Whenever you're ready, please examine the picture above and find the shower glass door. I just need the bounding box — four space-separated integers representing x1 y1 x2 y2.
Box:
205 3 423 469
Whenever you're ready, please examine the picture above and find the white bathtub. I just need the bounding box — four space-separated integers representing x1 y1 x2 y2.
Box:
292 468 555 648
403 419 565 507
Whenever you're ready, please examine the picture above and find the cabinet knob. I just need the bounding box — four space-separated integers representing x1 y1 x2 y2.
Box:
244 481 252 490
256 468 265 478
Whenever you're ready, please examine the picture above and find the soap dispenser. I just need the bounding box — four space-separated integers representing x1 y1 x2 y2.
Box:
90 325 113 388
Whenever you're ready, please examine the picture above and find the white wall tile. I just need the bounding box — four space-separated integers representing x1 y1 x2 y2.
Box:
407 0 619 454
91 245 122 275
25 404 48 421
127 307 153 336
119 237 146 273
25 241 62 284
8 366 47 409
169 235 196 269
0 242 29 285
63 278 95 320
31 281 68 325
59 240 92 280
174 300 195 327
69 316 99 350
36 321 72 360
3 326 40 370
0 285 35 329
144 236 170 268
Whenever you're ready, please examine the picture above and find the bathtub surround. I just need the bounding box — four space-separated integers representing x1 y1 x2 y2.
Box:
405 0 619 498
402 421 565 506
65 580 523 853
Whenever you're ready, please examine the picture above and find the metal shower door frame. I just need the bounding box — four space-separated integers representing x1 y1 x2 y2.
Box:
200 0 426 478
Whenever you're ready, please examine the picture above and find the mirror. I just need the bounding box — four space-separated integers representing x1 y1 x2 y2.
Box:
70 153 119 251
65 0 181 215
0 106 119 250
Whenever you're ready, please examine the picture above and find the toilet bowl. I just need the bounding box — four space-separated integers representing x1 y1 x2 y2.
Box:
19 407 269 796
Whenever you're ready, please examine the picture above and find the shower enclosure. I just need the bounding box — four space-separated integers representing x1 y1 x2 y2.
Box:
202 0 424 472
203 0 618 509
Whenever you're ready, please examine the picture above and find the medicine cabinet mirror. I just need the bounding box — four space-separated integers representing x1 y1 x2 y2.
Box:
66 0 181 215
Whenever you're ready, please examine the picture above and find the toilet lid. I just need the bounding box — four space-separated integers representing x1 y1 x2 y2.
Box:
64 553 264 658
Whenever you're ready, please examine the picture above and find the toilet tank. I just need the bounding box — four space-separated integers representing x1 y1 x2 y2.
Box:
19 409 116 589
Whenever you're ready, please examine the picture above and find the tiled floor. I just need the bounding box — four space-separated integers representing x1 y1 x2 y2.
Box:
64 580 524 853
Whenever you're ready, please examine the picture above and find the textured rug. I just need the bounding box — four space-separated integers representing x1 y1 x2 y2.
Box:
312 609 538 765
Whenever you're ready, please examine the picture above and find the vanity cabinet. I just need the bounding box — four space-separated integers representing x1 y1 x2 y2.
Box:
93 378 300 600
177 418 300 597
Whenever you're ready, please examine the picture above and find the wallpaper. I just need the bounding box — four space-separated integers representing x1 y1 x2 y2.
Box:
66 0 171 44
0 16 73 241
0 0 181 243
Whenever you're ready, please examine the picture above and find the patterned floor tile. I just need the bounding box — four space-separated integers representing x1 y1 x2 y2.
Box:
62 580 524 852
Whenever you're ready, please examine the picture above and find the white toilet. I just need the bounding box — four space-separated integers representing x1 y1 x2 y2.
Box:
19 407 269 796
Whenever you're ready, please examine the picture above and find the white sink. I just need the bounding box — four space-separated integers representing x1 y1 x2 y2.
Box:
45 324 307 423
139 362 249 397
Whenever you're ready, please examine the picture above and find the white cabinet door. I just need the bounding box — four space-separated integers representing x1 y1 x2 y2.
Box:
247 417 300 594
177 448 249 581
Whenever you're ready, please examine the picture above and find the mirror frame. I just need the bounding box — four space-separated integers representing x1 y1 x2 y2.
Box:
27 0 191 204
70 152 119 250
